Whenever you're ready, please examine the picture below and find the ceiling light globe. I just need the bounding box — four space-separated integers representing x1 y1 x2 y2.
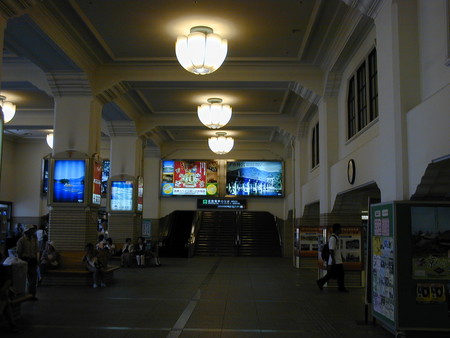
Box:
1 100 16 123
197 98 232 129
176 26 227 75
46 133 54 149
208 133 234 155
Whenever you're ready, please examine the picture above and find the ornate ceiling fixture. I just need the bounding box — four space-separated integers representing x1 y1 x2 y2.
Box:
208 132 234 155
0 95 16 123
175 26 227 75
46 133 54 149
198 98 232 129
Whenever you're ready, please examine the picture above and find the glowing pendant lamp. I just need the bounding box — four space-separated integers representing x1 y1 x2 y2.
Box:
176 26 227 75
198 98 232 129
208 132 234 155
0 95 16 123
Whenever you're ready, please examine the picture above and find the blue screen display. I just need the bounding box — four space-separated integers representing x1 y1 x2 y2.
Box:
53 160 86 203
226 161 283 196
111 180 133 211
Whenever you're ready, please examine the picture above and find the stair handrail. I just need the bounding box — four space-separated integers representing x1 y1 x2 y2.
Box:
187 211 202 257
275 215 283 247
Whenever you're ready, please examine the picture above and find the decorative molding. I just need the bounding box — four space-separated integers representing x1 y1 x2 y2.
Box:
143 146 161 158
46 71 92 96
289 82 321 106
0 0 41 19
106 121 136 137
96 82 131 104
341 0 385 19
324 71 343 97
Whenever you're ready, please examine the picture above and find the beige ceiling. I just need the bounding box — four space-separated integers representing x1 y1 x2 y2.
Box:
1 0 376 156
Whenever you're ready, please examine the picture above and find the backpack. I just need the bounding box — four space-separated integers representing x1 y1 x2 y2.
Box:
321 235 337 262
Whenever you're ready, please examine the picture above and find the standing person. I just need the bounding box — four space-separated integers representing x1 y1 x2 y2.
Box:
316 223 349 292
135 237 146 267
16 224 39 300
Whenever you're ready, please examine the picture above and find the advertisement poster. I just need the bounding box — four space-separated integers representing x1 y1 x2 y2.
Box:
111 180 133 211
101 160 110 195
137 176 144 212
299 227 320 257
371 203 395 325
161 160 218 196
92 161 102 205
411 207 450 280
226 161 283 196
53 159 86 203
341 226 362 266
142 219 151 238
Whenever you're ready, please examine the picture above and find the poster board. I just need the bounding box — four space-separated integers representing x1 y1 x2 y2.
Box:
370 202 396 330
371 201 450 335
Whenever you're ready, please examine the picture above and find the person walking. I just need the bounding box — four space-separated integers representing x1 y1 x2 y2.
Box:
16 224 40 300
316 223 349 292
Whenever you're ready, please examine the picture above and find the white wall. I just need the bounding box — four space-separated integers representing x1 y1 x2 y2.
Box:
407 84 450 194
418 0 450 99
0 138 50 217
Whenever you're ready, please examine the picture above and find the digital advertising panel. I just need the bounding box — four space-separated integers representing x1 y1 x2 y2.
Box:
92 160 102 205
161 160 218 196
110 180 134 211
101 159 110 195
137 176 144 212
52 159 86 204
226 161 283 197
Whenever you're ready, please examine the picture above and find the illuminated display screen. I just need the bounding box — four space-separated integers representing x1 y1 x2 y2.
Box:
226 161 283 197
101 160 110 195
161 160 218 196
53 160 86 203
111 180 133 211
42 158 49 195
92 161 102 205
197 199 247 209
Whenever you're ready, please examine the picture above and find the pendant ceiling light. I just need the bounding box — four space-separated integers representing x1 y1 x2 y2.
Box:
198 98 232 129
46 133 54 149
208 132 234 155
175 26 227 75
0 95 16 123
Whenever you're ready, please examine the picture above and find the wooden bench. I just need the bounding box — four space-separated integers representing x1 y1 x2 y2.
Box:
42 251 120 286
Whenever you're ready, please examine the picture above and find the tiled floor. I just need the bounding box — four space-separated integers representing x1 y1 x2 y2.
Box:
5 257 395 337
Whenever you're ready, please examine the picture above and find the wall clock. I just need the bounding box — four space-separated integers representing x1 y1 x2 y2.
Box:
347 159 356 184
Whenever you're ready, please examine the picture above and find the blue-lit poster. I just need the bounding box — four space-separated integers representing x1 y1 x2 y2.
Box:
226 161 283 196
111 180 133 211
53 160 86 203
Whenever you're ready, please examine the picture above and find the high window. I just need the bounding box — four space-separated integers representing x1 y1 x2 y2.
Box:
311 122 319 169
347 47 378 139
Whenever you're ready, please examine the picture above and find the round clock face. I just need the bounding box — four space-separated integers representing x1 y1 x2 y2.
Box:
347 159 355 184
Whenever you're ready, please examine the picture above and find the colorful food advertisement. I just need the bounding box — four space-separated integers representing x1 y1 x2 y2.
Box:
161 160 218 196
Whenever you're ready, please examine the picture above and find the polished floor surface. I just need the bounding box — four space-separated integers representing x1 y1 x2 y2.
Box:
6 257 394 337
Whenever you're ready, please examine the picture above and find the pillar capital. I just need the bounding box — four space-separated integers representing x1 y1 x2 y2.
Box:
46 71 92 97
106 121 137 137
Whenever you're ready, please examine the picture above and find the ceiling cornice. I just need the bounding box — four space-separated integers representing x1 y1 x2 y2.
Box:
106 121 137 137
26 0 108 74
341 0 386 19
0 0 40 19
46 71 91 97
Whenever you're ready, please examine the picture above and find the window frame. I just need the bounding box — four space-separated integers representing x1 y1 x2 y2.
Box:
311 122 319 169
347 47 378 140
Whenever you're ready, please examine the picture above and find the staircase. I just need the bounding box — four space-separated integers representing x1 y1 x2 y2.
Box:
195 211 237 256
238 211 282 256
194 211 281 257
